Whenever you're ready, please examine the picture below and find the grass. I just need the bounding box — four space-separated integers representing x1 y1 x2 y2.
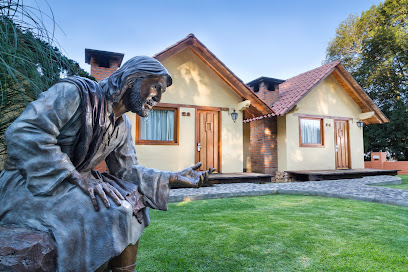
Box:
381 175 408 190
136 195 408 271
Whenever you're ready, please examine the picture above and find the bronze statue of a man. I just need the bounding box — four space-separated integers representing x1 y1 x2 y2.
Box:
0 56 209 271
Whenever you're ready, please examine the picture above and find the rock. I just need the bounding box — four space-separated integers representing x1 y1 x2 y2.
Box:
0 225 57 272
274 171 292 183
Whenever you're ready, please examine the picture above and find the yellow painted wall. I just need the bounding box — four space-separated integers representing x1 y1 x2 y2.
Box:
128 48 244 172
279 74 364 171
277 116 287 171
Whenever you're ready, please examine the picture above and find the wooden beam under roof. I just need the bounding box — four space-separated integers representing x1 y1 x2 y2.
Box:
332 66 388 124
153 34 273 117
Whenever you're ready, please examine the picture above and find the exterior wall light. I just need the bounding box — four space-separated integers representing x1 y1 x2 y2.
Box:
357 120 364 128
231 109 238 123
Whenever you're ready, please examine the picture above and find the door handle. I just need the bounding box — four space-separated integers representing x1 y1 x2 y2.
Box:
197 142 202 152
336 145 339 152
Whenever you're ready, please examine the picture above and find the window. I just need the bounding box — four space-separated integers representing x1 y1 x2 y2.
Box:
136 107 178 145
299 117 324 147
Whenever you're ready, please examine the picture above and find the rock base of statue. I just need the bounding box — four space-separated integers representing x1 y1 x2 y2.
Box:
0 225 57 272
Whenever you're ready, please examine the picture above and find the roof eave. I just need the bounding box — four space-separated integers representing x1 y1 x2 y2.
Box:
275 64 388 125
154 34 274 116
275 65 338 116
334 65 388 124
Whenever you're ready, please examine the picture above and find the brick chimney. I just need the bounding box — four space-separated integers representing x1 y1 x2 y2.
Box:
246 77 284 175
247 77 284 107
85 49 124 82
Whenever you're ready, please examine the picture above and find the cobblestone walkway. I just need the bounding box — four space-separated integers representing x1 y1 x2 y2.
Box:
169 175 408 208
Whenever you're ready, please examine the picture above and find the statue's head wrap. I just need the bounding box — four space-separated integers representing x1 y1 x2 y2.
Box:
100 56 172 102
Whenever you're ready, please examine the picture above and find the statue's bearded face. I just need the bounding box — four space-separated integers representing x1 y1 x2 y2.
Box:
128 75 168 117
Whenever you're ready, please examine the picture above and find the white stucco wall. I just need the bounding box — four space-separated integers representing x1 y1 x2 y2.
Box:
127 48 244 172
278 74 364 171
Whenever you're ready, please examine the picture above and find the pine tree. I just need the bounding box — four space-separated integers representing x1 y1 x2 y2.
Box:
0 0 95 169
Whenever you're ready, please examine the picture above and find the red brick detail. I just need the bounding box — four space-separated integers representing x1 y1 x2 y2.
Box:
257 82 279 107
90 57 121 82
364 152 408 175
249 117 278 174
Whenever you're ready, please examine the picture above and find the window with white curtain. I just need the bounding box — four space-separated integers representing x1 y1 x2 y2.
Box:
136 107 178 144
299 117 323 146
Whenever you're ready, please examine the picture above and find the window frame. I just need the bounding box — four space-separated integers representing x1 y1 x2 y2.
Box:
298 117 324 147
136 106 179 145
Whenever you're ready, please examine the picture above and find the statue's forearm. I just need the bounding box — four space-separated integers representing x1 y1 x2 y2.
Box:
168 173 179 186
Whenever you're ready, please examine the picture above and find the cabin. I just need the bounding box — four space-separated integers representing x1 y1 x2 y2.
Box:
86 34 388 181
86 34 271 174
244 61 388 180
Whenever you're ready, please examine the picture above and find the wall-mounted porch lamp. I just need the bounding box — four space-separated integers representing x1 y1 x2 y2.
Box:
231 109 238 123
356 120 364 128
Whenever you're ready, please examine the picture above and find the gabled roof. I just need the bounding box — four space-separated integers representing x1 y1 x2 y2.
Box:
272 61 340 115
153 34 273 117
270 61 388 124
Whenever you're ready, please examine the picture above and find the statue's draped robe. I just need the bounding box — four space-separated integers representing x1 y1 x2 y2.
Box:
0 81 171 272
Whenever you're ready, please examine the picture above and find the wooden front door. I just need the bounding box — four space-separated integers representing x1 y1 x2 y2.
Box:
334 120 350 169
196 110 220 172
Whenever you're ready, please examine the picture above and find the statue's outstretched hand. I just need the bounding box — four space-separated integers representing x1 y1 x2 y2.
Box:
67 170 124 211
169 162 215 188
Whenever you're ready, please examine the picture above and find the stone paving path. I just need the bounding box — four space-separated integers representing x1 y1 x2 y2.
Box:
169 175 408 208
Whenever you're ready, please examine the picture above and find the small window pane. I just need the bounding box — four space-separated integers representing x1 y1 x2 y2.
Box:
140 109 175 141
300 118 321 144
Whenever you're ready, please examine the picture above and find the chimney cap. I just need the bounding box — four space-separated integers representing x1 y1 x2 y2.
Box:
246 76 285 87
85 48 125 67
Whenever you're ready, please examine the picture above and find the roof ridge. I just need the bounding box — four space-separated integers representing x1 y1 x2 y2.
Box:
280 61 340 88
152 33 274 116
271 61 340 115
152 34 194 59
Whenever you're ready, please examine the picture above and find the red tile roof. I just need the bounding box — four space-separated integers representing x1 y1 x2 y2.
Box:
272 61 340 115
154 35 387 124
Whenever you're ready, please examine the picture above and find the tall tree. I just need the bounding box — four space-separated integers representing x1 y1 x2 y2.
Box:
0 0 95 169
326 0 408 160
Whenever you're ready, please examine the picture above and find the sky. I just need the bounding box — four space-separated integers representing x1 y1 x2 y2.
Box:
28 0 382 82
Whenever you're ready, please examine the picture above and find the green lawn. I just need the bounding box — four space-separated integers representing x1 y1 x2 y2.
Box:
382 175 408 190
137 195 408 272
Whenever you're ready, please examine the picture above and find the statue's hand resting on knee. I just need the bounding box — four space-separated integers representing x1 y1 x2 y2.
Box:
169 162 215 188
66 170 125 211
66 162 213 210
